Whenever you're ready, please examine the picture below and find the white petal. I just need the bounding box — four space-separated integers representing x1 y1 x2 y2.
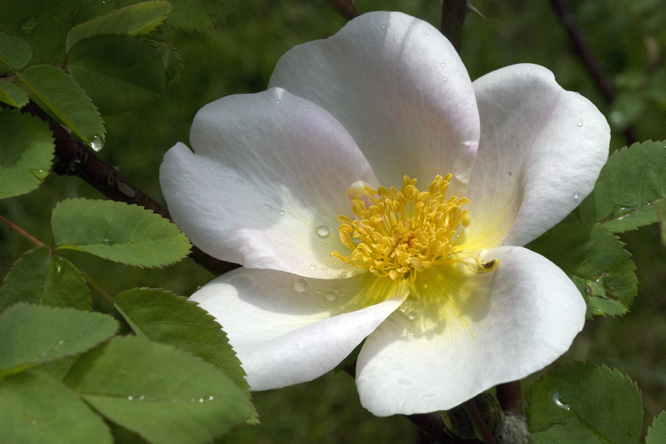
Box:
464 64 610 249
356 246 585 416
190 268 407 391
269 11 479 194
160 88 377 279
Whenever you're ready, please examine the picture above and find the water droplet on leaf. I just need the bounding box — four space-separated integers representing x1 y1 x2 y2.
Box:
128 396 134 401
30 168 49 181
103 238 110 246
20 17 37 32
89 135 104 152
552 390 570 410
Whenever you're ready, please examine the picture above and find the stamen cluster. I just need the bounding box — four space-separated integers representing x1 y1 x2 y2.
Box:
333 175 470 280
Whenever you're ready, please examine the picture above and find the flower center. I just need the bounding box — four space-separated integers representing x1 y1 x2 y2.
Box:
332 175 473 281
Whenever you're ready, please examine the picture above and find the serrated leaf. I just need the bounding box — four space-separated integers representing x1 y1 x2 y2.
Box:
0 372 112 444
527 221 637 318
166 0 236 31
0 247 91 311
0 108 54 199
64 336 254 444
0 79 29 107
114 288 248 390
0 31 32 72
578 141 666 232
646 411 666 444
66 1 172 52
67 35 166 115
527 362 643 444
658 199 666 246
0 303 118 378
0 0 77 65
18 65 105 147
52 198 191 267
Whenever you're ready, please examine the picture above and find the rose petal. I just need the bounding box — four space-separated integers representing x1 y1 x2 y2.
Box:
355 246 585 416
269 11 479 194
191 268 407 390
160 88 377 279
464 64 610 249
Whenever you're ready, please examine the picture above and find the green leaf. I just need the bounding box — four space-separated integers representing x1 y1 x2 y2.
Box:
52 198 191 267
527 221 637 318
0 247 91 312
646 411 666 444
0 372 112 444
65 336 255 444
67 35 166 115
0 31 32 72
527 362 643 444
658 199 666 246
0 79 29 107
0 108 54 199
66 1 172 52
0 0 78 65
166 0 236 31
18 65 105 147
114 288 249 390
578 141 666 232
0 303 118 378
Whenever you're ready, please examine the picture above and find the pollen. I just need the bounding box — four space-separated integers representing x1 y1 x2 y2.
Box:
332 175 473 281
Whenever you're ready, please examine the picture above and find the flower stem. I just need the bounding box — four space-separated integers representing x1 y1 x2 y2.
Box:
464 399 499 444
440 0 467 53
0 213 48 248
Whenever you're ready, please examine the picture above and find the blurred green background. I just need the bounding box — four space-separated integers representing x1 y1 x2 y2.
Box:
2 0 666 442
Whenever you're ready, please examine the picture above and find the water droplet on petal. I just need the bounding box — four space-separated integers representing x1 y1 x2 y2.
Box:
408 311 417 320
293 344 299 349
309 263 317 270
442 77 447 81
552 391 570 410
315 225 330 238
325 291 337 302
89 135 104 152
573 191 580 201
279 210 285 216
577 119 584 127
381 24 387 29
275 100 281 105
293 279 308 292
440 62 445 67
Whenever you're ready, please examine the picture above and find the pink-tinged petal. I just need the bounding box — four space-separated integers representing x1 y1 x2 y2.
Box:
160 88 377 279
269 11 479 194
190 268 407 390
355 246 585 416
464 64 610 249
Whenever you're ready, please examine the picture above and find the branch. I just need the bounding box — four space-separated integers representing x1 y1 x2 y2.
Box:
18 101 239 277
440 0 468 53
548 0 638 145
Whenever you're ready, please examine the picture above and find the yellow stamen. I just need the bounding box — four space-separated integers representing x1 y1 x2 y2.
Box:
332 175 494 282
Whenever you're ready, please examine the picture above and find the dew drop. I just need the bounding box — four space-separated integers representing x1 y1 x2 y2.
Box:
236 179 244 187
275 100 281 105
89 135 104 152
440 62 445 67
309 263 317 270
138 395 145 401
325 291 337 302
577 119 584 127
442 77 447 81
31 420 37 425
573 191 580 201
208 395 214 401
552 391 570 410
128 396 134 401
408 311 417 321
58 340 64 345
293 279 308 292
279 210 285 216
293 344 299 349
199 398 205 403
381 24 387 29
103 238 111 246
20 16 37 32
315 225 330 238
30 168 49 181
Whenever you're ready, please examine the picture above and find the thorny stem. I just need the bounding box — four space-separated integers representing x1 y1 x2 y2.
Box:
548 0 638 145
0 213 48 248
440 0 467 53
13 101 239 277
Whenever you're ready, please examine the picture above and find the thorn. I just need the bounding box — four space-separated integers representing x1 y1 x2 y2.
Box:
467 1 487 20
